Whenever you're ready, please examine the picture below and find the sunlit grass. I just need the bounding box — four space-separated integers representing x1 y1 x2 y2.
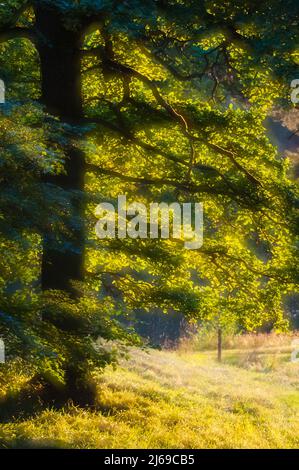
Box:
0 346 298 448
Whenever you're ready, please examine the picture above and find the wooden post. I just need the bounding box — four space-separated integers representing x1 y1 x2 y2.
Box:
217 328 222 362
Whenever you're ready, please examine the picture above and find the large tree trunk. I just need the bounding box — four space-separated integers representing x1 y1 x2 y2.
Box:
35 6 85 296
34 6 94 405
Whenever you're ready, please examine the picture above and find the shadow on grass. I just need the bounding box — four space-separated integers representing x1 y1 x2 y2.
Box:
0 380 44 423
0 376 79 423
0 378 88 448
0 437 70 449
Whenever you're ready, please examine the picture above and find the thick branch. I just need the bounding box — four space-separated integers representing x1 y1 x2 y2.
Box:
0 27 36 44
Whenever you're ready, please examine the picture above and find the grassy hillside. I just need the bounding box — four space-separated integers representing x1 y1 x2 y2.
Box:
0 344 299 449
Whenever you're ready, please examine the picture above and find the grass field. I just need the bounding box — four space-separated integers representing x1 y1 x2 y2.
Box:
0 338 298 449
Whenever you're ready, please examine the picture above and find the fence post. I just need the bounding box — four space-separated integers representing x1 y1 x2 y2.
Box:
217 328 222 362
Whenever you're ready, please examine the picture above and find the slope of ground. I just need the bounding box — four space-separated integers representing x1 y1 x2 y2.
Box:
0 347 298 448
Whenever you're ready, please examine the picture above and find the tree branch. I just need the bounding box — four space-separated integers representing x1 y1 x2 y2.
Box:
86 164 227 195
0 27 36 44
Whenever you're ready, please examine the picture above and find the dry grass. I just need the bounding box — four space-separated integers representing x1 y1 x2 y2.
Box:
0 342 299 449
179 330 299 352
